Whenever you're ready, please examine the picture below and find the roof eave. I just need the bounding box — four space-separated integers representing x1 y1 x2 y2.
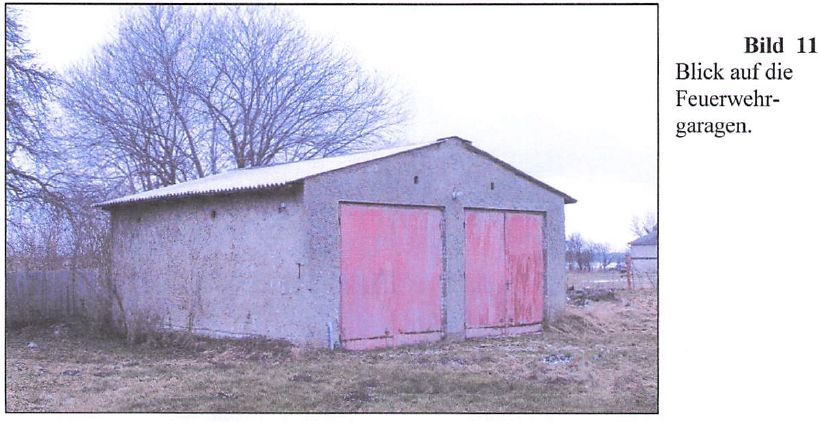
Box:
96 181 302 210
459 142 577 204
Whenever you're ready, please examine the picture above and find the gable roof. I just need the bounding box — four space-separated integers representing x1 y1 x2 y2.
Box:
629 226 658 246
97 136 576 209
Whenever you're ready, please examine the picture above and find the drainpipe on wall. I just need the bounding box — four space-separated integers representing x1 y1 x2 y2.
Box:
327 321 335 350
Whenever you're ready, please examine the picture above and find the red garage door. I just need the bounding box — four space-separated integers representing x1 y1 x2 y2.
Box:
465 209 544 338
340 203 444 350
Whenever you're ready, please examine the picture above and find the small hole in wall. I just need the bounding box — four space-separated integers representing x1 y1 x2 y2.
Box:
137 216 142 223
413 175 419 184
210 210 217 219
490 182 495 190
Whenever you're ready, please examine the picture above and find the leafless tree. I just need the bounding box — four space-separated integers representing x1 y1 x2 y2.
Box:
61 6 213 193
5 9 65 227
591 242 613 270
566 233 594 271
5 7 121 315
566 233 581 270
4 8 88 278
196 7 405 168
630 212 657 237
62 5 405 193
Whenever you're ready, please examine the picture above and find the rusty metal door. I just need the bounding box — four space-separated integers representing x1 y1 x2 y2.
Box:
465 210 507 335
465 209 545 337
339 203 443 350
505 212 544 331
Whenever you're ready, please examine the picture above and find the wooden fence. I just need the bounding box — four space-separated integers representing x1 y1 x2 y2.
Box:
5 269 109 326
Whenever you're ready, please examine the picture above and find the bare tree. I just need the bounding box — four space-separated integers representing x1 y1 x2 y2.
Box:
62 5 405 193
5 7 122 318
196 7 404 168
62 6 214 193
566 233 582 270
590 243 613 270
630 212 657 237
566 233 595 271
4 8 90 279
5 9 64 225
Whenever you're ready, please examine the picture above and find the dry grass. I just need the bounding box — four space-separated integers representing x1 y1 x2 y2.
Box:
567 270 630 290
5 288 657 413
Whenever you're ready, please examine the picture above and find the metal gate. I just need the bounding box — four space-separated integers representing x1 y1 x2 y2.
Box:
339 203 444 350
465 209 544 337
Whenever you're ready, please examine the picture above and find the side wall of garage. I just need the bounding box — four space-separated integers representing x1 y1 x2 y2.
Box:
109 186 324 345
302 138 567 343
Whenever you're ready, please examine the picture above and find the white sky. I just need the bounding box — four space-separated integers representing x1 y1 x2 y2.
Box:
15 4 657 249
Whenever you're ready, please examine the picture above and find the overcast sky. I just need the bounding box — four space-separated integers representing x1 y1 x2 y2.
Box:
15 4 657 249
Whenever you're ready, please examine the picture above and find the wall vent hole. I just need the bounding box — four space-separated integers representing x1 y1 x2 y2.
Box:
490 182 495 190
413 175 419 184
210 210 217 219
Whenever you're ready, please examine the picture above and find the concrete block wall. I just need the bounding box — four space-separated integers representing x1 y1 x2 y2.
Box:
110 186 323 344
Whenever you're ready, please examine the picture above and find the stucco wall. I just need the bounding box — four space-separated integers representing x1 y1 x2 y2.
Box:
631 245 658 273
632 258 658 273
631 244 657 259
630 244 658 288
303 138 568 342
110 186 319 344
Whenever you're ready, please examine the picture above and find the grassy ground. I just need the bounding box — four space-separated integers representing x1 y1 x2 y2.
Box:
5 288 657 413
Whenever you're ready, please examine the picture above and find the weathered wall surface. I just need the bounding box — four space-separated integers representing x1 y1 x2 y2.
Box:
110 186 321 344
631 245 658 273
303 138 568 342
631 244 658 259
108 138 571 346
632 259 658 273
630 244 658 288
5 269 106 325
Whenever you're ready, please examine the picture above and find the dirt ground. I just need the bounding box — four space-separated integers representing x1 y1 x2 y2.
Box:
5 287 657 413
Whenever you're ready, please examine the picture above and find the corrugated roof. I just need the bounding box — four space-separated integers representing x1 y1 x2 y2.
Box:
629 228 658 246
96 141 437 208
97 137 576 208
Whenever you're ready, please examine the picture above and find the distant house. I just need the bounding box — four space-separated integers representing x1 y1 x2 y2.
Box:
97 137 576 349
628 225 658 288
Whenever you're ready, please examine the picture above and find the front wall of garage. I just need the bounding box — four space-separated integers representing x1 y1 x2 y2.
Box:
303 138 567 344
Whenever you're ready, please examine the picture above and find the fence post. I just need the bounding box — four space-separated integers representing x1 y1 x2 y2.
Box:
626 255 633 290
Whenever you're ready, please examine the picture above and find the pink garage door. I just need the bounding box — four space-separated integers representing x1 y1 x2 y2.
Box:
465 209 544 338
340 204 443 350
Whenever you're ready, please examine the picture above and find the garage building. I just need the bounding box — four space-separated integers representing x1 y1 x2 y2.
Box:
98 137 576 349
628 225 658 289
